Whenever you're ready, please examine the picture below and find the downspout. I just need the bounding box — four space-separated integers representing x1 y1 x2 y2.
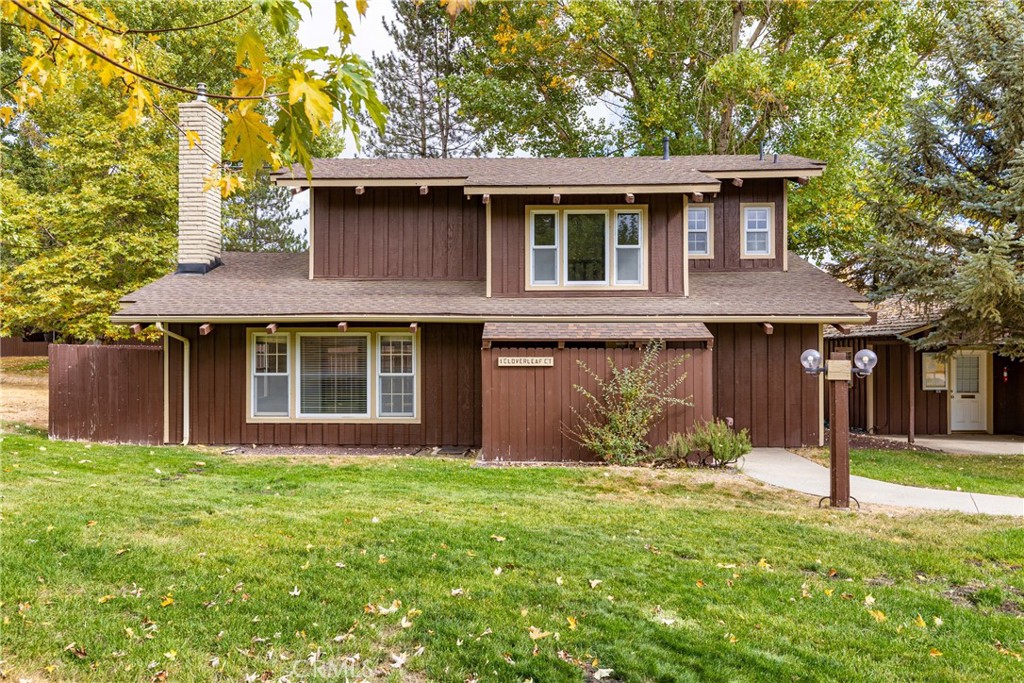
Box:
155 322 190 445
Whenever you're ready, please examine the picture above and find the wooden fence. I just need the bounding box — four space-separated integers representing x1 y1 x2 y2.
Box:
481 344 712 462
49 344 164 444
1 337 49 357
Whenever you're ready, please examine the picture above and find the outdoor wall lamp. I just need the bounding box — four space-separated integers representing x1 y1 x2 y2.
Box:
800 347 880 510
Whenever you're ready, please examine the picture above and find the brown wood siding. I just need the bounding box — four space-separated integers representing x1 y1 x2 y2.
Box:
480 344 712 462
49 344 163 444
706 323 819 447
688 179 785 272
489 194 685 297
994 355 1024 435
1 337 49 356
875 342 947 436
166 323 482 447
312 187 485 280
825 339 869 431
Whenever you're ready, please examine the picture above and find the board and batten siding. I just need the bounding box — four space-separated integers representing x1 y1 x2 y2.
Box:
480 344 712 462
706 323 820 448
688 179 786 272
165 323 482 446
311 186 486 280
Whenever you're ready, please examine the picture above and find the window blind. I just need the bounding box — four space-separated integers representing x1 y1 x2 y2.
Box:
299 335 368 416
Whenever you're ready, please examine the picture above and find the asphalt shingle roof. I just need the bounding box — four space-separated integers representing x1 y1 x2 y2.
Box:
825 298 942 338
273 155 825 188
113 252 867 322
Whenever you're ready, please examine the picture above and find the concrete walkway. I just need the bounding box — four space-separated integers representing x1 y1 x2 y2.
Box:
742 448 1024 516
881 434 1024 456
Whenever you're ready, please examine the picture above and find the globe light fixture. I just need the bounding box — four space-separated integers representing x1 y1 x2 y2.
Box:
853 349 878 377
800 348 823 374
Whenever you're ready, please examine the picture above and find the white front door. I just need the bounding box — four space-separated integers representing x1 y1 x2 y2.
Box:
950 351 988 432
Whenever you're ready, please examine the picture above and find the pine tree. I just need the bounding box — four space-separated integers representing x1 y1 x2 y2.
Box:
222 171 308 253
362 0 483 158
856 0 1024 357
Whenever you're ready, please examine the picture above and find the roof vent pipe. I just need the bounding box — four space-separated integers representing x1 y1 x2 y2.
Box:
759 141 764 161
773 153 779 163
662 134 670 160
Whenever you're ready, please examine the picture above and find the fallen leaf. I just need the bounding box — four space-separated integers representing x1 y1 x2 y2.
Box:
160 594 174 607
290 586 301 597
556 576 564 585
493 567 503 576
589 579 603 589
451 588 464 596
490 535 506 542
378 554 389 564
594 669 615 680
528 626 552 640
390 652 407 668
933 616 943 627
566 616 577 630
914 614 927 629
864 595 876 606
929 648 943 657
869 609 887 623
98 594 116 604
164 650 176 660
87 520 97 527
696 580 705 588
757 558 772 570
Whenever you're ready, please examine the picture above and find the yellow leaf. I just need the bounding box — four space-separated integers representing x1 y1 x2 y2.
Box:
223 109 276 174
356 0 369 16
490 535 505 542
160 594 174 607
929 648 942 657
287 70 334 134
566 616 577 630
0 106 14 125
98 594 115 604
914 614 927 629
868 609 886 623
757 558 772 570
528 626 552 640
696 580 705 588
236 30 266 70
441 0 475 19
185 130 201 150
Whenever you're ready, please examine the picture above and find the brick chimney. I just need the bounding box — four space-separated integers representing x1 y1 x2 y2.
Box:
177 84 223 273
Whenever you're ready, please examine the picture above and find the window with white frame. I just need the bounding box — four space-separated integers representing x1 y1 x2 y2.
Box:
378 335 415 417
687 205 711 257
252 334 290 416
527 207 644 288
298 334 370 418
614 211 642 284
742 205 773 257
249 330 418 422
530 211 559 285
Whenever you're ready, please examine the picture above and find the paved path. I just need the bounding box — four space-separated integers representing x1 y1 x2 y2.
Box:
742 448 1023 516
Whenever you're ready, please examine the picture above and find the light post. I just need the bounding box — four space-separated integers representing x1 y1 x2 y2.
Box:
800 347 878 508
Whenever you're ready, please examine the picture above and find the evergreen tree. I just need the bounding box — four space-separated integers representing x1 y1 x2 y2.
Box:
856 0 1024 357
362 0 483 158
222 171 308 253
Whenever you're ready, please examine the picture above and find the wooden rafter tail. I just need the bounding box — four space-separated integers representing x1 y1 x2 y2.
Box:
793 177 809 186
481 194 490 205
355 185 365 195
831 323 850 335
129 323 148 335
337 322 348 332
419 185 428 195
552 193 561 205
408 322 418 333
760 322 774 335
625 192 635 204
731 177 744 187
198 323 214 336
265 323 278 334
691 191 704 203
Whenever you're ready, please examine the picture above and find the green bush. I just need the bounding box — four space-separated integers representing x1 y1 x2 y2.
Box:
687 419 752 467
567 340 691 466
651 432 691 467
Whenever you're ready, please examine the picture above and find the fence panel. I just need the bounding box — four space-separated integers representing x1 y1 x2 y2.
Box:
1 337 49 357
49 344 163 444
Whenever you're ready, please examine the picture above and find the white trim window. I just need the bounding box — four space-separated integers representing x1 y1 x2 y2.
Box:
297 333 370 418
252 334 290 416
378 334 415 417
743 205 772 257
564 209 609 285
530 211 559 285
687 205 712 257
613 210 643 284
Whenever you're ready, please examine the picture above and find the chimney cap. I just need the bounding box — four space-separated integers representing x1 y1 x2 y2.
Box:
196 82 207 102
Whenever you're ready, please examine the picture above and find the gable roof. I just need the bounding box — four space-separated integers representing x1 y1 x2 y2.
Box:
112 251 867 324
272 155 825 192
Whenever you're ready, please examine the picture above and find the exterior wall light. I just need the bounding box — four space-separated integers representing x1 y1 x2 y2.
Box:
799 347 880 509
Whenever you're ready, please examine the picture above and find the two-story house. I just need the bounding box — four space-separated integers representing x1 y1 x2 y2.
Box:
113 93 869 461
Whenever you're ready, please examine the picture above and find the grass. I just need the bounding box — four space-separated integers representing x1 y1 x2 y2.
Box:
1 424 1023 682
801 448 1024 498
0 356 49 376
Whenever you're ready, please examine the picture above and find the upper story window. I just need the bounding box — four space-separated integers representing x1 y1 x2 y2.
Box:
528 207 646 289
741 203 775 258
686 204 714 258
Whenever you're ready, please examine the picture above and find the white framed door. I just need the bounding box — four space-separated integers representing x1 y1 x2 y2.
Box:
950 351 988 432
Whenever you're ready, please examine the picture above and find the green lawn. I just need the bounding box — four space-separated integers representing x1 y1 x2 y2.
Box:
802 448 1024 498
2 425 1023 682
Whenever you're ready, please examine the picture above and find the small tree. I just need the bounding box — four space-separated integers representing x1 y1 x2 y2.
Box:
566 340 691 465
222 170 308 253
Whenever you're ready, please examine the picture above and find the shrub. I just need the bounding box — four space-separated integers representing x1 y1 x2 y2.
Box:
567 340 691 466
687 419 752 467
651 432 691 467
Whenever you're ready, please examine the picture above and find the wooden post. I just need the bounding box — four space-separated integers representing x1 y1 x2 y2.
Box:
907 344 916 445
829 352 851 508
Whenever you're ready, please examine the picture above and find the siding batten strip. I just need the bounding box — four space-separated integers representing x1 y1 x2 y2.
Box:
485 200 492 297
